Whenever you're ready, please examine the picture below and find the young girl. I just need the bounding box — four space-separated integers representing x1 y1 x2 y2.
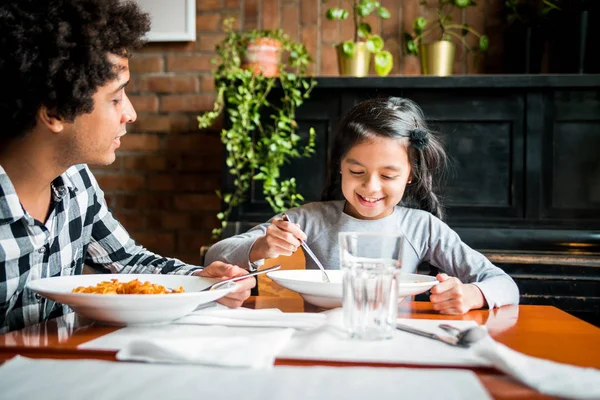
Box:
205 97 519 314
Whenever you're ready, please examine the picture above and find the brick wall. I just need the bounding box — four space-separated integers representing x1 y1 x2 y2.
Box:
91 0 503 266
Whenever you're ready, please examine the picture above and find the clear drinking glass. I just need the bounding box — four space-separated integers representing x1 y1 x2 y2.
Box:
339 232 402 340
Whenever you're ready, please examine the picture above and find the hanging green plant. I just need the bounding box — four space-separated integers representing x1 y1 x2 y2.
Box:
198 18 317 239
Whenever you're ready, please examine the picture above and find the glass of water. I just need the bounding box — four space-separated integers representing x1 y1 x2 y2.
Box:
339 232 402 340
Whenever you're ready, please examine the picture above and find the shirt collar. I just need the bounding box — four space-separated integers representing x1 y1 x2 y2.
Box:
0 165 77 226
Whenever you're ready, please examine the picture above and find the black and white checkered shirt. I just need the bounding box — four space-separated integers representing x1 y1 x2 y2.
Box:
0 164 200 333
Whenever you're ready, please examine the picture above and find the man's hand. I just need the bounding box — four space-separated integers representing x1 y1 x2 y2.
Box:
429 273 486 315
193 261 255 308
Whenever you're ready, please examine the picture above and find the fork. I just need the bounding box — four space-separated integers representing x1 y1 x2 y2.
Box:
202 265 281 291
282 214 331 283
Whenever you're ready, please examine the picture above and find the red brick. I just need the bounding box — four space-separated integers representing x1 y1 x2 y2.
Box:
170 114 199 133
301 25 318 75
339 0 354 42
123 154 172 171
119 134 161 151
281 3 300 42
197 0 222 11
95 173 147 191
129 95 159 113
148 174 176 191
381 0 400 38
165 133 222 154
138 42 197 53
262 0 279 30
301 0 318 24
161 94 216 112
321 8 339 44
201 75 216 92
225 0 241 8
196 34 227 52
178 231 216 252
174 194 221 211
131 115 171 133
146 213 191 230
178 155 223 172
121 194 173 210
137 75 199 93
112 211 146 231
166 55 213 72
321 44 339 76
196 14 222 31
244 0 258 30
129 56 163 73
134 232 176 252
175 174 221 191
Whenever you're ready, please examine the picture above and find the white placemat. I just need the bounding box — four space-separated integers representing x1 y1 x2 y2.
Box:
0 356 492 400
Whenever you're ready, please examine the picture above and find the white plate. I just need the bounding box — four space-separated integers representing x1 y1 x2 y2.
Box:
266 270 438 309
26 274 238 326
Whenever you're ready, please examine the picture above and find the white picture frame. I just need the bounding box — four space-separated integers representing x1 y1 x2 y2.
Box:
134 0 196 42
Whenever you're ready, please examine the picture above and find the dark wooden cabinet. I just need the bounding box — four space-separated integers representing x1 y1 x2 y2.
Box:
224 75 600 325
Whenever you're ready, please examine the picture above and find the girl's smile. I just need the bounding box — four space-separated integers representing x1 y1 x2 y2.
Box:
341 136 411 220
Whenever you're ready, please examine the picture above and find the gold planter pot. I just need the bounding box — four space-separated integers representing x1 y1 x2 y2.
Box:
420 41 456 76
336 42 370 77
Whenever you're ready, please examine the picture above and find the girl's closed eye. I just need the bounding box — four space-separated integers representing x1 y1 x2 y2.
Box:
349 170 364 175
382 175 399 180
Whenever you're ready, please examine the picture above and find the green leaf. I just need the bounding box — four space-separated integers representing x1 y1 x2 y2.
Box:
326 8 349 20
377 6 391 19
366 34 384 53
454 0 470 7
405 38 418 56
357 22 372 39
217 212 224 219
374 50 393 76
479 35 489 51
414 17 427 34
341 40 355 57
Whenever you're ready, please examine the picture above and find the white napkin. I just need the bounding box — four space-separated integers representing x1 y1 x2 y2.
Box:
174 304 327 329
472 335 600 400
116 328 294 369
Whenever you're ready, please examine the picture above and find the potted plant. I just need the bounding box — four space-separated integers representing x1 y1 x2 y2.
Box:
324 0 394 77
503 0 561 73
404 0 489 76
198 18 317 239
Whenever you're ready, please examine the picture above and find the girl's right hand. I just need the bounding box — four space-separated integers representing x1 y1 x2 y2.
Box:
249 217 308 261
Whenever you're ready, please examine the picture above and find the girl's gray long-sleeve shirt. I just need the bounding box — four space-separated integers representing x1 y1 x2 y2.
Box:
205 201 520 308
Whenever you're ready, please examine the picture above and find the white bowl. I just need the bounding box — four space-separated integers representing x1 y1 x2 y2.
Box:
26 274 238 326
266 270 438 309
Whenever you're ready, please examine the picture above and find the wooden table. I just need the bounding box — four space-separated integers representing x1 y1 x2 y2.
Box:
1 297 599 400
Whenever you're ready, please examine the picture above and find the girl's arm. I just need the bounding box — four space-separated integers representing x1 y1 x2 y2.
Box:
423 214 520 310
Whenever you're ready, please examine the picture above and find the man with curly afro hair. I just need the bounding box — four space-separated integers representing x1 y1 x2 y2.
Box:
0 0 254 333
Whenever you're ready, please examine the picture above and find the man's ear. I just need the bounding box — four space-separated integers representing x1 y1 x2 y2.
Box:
37 106 65 133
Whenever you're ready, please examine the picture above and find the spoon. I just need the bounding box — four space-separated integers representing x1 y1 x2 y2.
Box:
395 323 488 347
439 323 489 346
282 214 331 283
201 265 281 291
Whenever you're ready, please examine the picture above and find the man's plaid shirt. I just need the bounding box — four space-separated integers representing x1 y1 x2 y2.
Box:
0 164 200 333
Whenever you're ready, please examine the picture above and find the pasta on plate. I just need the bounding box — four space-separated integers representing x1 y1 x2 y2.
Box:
72 279 185 294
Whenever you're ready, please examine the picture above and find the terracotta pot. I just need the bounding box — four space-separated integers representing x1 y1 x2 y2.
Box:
242 37 281 77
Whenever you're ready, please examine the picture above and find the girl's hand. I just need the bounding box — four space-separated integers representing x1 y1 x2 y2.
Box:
194 262 254 308
429 273 486 315
249 217 307 261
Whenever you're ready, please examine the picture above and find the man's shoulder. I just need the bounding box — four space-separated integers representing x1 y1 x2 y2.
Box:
63 164 96 190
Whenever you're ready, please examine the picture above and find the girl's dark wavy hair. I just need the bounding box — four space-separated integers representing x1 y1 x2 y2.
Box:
321 97 448 220
0 0 150 143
